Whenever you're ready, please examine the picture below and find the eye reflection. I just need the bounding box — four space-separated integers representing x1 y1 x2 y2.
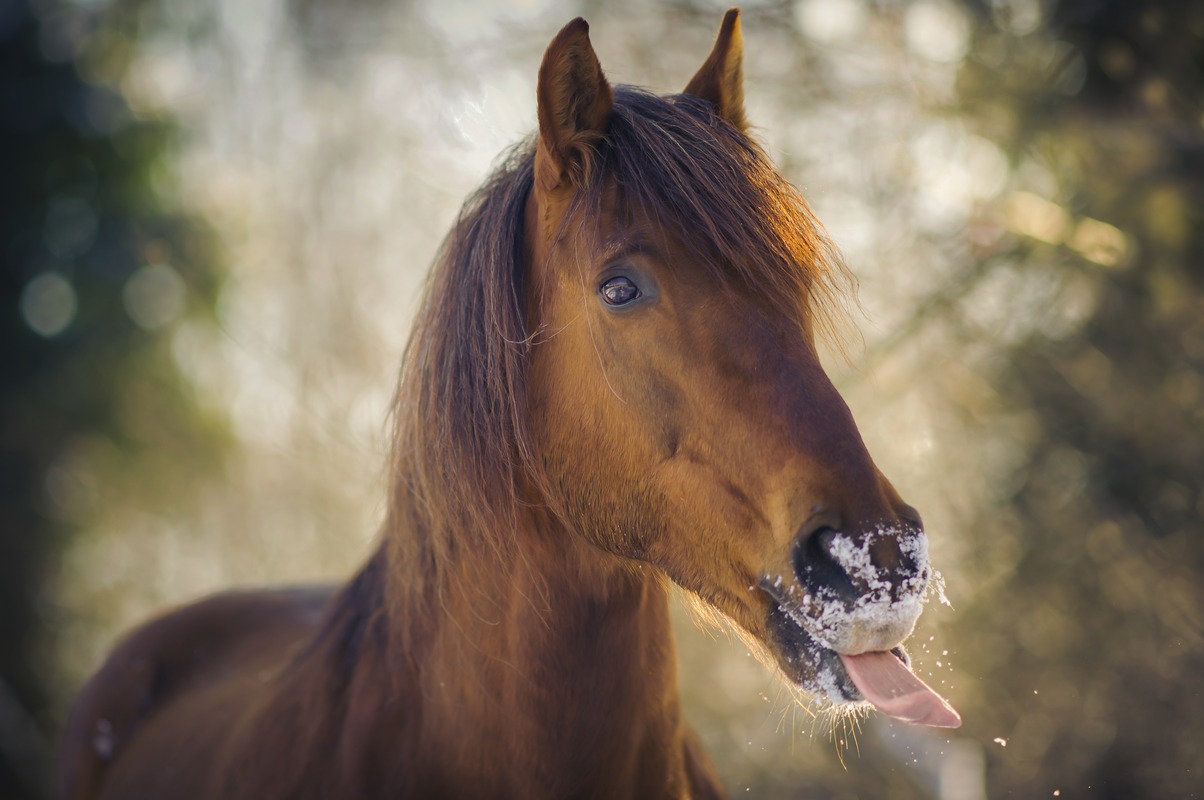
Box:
600 275 641 306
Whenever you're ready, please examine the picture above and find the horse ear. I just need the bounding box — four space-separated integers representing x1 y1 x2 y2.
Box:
536 18 613 191
683 8 747 131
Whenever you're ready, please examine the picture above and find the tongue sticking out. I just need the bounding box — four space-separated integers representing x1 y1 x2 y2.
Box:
838 651 962 728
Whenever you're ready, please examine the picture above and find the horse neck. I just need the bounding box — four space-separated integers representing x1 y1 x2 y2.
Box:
364 502 690 794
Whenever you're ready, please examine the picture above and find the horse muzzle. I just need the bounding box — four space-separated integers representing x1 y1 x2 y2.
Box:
781 521 930 654
758 522 961 728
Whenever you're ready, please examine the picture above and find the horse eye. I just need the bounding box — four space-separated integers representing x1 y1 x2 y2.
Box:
600 275 641 306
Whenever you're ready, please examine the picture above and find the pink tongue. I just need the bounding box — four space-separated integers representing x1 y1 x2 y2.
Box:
838 652 962 728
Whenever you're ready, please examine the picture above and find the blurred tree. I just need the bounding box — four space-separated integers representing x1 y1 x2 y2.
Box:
951 0 1204 796
0 1 226 796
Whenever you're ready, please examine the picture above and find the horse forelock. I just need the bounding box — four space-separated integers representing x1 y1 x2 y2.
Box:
600 87 854 344
383 87 854 641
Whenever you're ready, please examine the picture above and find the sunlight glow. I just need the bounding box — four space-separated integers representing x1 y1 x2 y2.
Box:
904 1 971 63
123 263 187 330
793 0 867 44
1006 191 1132 266
1005 191 1071 244
1067 217 1131 267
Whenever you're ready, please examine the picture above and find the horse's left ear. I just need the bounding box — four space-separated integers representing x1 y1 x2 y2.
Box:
684 8 747 131
536 18 613 191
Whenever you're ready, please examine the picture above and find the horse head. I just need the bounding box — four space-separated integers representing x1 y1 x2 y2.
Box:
524 11 959 728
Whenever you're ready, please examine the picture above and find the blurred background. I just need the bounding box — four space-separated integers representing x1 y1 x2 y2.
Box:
2 0 1201 797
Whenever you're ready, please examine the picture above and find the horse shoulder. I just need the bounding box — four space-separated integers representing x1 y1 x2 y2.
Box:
57 586 334 800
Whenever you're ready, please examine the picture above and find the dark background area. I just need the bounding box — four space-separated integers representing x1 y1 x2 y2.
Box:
2 1 226 796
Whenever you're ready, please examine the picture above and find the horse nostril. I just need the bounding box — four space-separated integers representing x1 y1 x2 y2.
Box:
896 503 925 532
792 526 857 602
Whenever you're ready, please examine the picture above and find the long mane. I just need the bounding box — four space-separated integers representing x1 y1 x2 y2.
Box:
382 86 852 648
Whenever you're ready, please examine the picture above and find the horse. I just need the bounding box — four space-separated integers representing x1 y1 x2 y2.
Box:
58 9 959 799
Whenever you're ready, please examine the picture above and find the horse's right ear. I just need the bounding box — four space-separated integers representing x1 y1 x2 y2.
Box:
535 18 613 192
684 8 747 131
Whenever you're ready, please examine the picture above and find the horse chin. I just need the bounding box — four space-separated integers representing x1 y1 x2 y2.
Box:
766 603 860 705
764 601 912 708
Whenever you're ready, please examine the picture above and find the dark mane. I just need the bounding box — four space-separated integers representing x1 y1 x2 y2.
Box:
382 143 536 652
596 87 851 334
382 86 852 648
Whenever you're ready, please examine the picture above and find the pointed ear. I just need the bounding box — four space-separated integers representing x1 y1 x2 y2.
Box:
683 8 747 130
536 18 613 191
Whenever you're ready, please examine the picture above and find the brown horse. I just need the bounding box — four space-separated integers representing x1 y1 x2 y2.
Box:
58 10 958 799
